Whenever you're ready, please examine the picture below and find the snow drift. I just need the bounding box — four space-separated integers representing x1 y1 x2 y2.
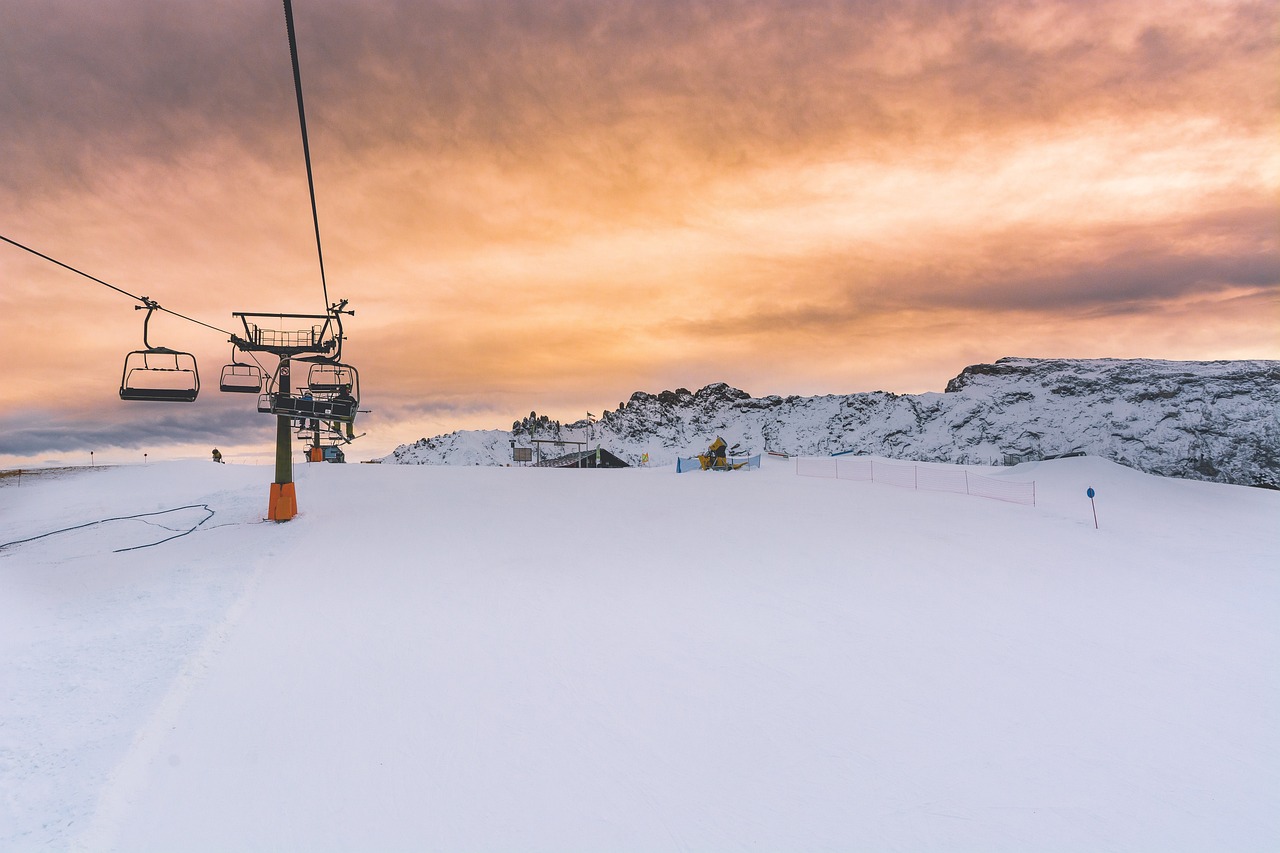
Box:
2 457 1277 851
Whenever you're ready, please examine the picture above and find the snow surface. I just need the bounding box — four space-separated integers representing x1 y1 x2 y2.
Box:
2 456 1277 851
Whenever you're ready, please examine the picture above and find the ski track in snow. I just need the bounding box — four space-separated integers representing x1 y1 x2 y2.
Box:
0 462 271 851
70 554 269 852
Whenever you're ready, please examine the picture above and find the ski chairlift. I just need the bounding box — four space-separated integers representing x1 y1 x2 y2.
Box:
259 363 358 423
303 359 358 398
264 390 356 422
119 300 199 402
219 347 265 394
306 444 345 463
264 355 360 422
233 303 357 421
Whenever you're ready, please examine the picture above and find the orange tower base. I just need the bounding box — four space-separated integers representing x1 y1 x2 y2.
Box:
268 482 298 522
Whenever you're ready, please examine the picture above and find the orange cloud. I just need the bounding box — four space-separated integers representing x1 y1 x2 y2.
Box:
1 0 1276 461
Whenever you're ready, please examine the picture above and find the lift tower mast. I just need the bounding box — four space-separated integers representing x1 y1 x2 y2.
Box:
231 304 354 521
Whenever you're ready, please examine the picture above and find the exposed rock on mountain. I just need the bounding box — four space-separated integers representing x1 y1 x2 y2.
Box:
384 358 1280 488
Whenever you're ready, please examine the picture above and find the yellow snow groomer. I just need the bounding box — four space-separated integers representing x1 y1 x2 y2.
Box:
697 436 748 470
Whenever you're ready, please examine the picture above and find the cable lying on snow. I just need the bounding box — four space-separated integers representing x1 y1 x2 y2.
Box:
0 504 216 554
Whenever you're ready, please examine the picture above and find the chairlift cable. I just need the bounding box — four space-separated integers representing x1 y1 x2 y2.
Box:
282 0 331 315
147 304 233 338
1 233 232 336
1 232 272 375
4 233 147 306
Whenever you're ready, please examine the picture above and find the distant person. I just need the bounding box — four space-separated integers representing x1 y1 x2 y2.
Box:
211 448 223 464
334 384 355 412
334 385 357 439
302 390 319 430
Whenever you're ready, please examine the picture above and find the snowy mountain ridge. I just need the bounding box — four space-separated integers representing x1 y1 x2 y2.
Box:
384 357 1280 487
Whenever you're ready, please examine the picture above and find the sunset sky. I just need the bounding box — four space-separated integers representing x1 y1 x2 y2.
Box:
1 0 1277 466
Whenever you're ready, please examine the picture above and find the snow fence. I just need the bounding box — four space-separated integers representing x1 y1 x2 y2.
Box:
796 456 1035 506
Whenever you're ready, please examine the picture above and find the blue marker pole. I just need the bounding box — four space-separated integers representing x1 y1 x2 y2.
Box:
1087 487 1098 529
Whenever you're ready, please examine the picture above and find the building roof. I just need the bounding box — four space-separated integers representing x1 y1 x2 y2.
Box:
533 448 630 469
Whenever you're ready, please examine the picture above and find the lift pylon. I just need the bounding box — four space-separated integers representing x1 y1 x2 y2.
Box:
230 302 355 522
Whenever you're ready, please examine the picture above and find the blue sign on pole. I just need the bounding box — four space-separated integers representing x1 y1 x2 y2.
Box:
1086 486 1098 528
1086 487 1095 498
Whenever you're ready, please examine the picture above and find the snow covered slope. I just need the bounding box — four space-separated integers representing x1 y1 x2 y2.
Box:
384 428 512 467
385 357 1280 487
2 458 1277 851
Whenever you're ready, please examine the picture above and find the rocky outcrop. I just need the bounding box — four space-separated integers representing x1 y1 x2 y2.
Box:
383 358 1280 488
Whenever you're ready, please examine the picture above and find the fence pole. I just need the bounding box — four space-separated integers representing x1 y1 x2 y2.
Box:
964 470 969 495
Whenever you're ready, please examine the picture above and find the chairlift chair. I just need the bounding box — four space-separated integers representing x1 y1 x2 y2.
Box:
265 390 355 422
120 349 200 402
264 358 359 422
305 361 358 396
119 301 199 402
219 349 265 393
305 443 345 463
